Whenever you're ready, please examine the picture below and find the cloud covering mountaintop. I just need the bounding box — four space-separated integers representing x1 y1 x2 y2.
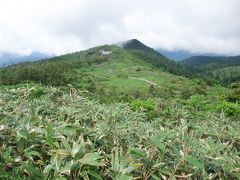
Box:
0 0 239 56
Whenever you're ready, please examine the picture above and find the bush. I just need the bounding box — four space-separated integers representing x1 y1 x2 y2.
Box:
28 86 46 100
216 101 240 116
227 88 240 103
116 73 128 79
130 99 155 113
187 95 208 111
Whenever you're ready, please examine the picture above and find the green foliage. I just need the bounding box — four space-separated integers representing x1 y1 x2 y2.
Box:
130 100 155 113
215 101 240 116
0 86 240 179
187 95 208 111
28 86 46 100
181 56 240 85
227 83 240 103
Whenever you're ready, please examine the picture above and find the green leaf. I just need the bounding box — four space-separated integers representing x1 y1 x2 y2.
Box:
88 170 103 180
151 174 161 180
186 156 204 169
43 164 53 175
71 142 83 157
130 148 146 158
60 160 74 175
122 163 139 174
118 174 133 180
61 137 72 153
150 136 166 152
112 150 120 172
56 177 67 180
45 123 53 145
17 128 29 139
80 152 104 166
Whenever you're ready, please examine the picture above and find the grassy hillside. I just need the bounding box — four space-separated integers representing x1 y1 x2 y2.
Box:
0 43 198 103
0 40 240 179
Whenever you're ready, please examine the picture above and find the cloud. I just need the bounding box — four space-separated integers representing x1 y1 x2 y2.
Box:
0 0 239 55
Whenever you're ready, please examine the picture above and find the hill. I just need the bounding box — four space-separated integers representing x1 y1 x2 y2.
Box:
0 40 195 101
157 49 224 61
181 55 240 68
0 51 53 67
157 49 193 61
181 55 240 85
119 39 193 77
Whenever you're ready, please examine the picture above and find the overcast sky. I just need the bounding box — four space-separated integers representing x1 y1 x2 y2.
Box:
0 0 239 56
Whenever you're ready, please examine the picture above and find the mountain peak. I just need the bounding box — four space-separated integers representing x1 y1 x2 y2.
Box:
117 39 150 51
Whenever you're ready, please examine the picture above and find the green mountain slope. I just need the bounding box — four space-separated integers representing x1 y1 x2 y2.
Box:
121 39 193 77
181 55 240 68
181 55 240 85
0 40 199 102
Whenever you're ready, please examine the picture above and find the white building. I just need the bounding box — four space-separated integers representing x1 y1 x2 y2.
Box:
99 50 112 55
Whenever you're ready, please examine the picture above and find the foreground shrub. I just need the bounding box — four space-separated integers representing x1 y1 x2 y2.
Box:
130 99 157 119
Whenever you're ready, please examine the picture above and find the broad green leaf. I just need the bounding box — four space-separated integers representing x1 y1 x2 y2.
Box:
80 152 104 166
71 142 83 157
60 160 74 175
150 136 166 152
88 170 103 180
61 137 72 153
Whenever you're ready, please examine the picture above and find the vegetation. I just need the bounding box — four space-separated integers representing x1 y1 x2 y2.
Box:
181 55 240 85
0 39 240 179
0 85 240 179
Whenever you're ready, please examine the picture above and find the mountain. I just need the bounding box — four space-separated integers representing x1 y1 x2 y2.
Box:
0 39 199 101
181 55 240 85
181 55 240 68
118 39 192 77
118 39 161 54
157 49 226 61
0 51 53 67
157 49 194 61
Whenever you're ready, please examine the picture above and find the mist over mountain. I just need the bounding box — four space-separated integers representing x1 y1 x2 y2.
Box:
157 49 227 61
0 51 53 67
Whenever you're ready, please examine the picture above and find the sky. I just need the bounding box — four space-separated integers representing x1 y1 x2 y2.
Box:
0 0 239 56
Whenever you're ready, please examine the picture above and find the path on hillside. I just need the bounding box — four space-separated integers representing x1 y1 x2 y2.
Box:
129 77 161 88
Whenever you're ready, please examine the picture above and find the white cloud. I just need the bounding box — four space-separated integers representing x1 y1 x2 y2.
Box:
0 0 239 55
